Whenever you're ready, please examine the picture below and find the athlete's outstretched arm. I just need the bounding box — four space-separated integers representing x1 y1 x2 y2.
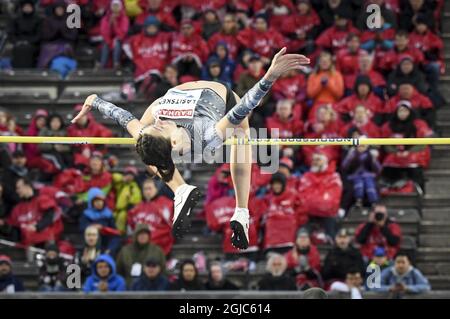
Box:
71 94 144 140
216 47 309 136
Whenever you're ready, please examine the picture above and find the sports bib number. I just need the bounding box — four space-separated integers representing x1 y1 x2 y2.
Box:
156 89 203 119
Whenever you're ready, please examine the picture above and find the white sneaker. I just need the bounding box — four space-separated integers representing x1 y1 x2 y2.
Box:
172 184 201 238
230 207 250 250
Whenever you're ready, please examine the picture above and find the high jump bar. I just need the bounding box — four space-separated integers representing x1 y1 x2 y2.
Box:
1 136 450 146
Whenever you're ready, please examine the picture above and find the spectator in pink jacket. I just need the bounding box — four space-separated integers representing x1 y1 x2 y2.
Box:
99 0 129 69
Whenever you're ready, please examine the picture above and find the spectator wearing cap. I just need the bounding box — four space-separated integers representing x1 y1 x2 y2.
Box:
322 228 365 282
127 179 174 255
112 166 142 233
235 53 272 128
340 137 381 209
67 104 113 168
38 113 73 171
170 19 210 79
387 55 427 97
38 242 69 292
336 75 384 126
123 15 171 82
285 228 322 290
116 223 166 287
278 157 300 190
1 150 29 214
380 100 433 192
8 0 42 68
0 255 24 293
315 8 360 54
307 51 344 107
258 253 297 291
170 259 205 291
375 30 424 75
236 14 285 64
99 0 129 69
79 187 121 255
208 13 240 60
408 13 445 102
355 204 402 261
329 268 364 299
266 99 304 139
372 251 430 296
134 0 178 31
280 0 320 54
297 152 342 239
130 257 170 291
7 178 64 246
83 254 126 293
262 173 306 252
78 152 115 210
205 261 239 290
384 83 434 128
367 247 392 275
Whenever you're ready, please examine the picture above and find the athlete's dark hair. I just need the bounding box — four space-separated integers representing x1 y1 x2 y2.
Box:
136 134 175 183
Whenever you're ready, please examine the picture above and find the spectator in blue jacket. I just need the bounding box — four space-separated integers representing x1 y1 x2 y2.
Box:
373 251 430 297
131 257 170 291
83 254 126 293
201 42 235 88
0 255 24 293
79 188 121 256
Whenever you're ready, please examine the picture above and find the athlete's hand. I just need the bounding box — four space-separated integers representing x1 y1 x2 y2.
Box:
71 94 97 124
264 47 310 82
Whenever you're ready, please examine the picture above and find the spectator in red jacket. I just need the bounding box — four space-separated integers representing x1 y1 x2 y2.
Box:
298 153 343 240
262 173 305 252
135 0 178 31
170 19 210 78
355 204 402 260
205 164 233 206
360 15 396 53
280 0 320 54
285 228 322 290
340 105 381 138
253 0 295 31
315 9 360 54
346 53 386 97
303 105 342 166
127 179 174 255
375 30 424 75
380 101 433 192
266 99 303 139
7 178 63 246
336 34 367 92
236 14 285 65
307 51 344 108
99 0 129 69
384 83 434 127
67 104 113 168
124 16 170 82
409 14 444 101
341 140 382 209
23 109 58 177
337 75 385 125
208 14 240 60
272 70 307 108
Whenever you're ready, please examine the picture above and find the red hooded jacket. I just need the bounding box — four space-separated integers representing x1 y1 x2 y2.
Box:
100 2 130 48
170 32 210 66
280 8 320 52
266 113 303 138
355 221 402 259
236 27 286 58
315 24 360 53
336 92 385 118
409 29 445 73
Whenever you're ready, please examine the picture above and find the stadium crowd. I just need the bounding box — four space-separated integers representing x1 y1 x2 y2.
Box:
0 0 444 296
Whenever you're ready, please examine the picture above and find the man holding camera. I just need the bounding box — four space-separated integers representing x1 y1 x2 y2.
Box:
354 204 402 261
